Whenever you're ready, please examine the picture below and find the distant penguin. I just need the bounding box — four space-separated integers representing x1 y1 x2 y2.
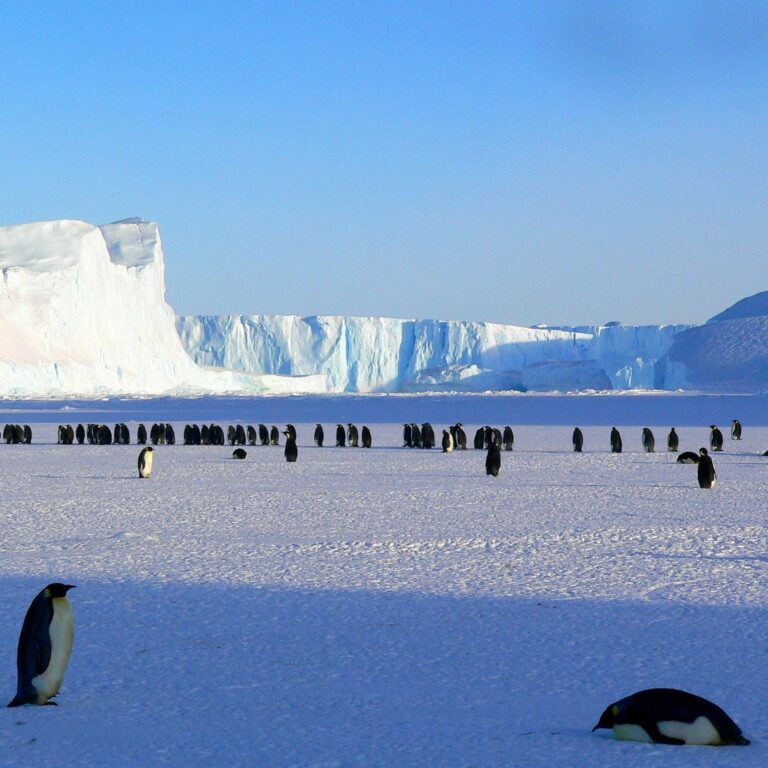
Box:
270 426 280 446
709 425 724 452
165 424 175 445
421 423 435 449
57 425 65 445
314 424 324 447
573 427 584 453
361 426 372 448
200 424 210 445
183 425 193 445
473 427 485 450
610 427 622 453
697 447 716 488
411 424 422 449
65 425 74 445
484 426 494 449
592 688 749 746
233 448 247 460
76 424 85 445
258 424 269 446
441 429 454 453
138 446 154 478
227 425 236 445
455 424 467 450
731 419 742 440
284 431 298 463
137 424 147 445
667 428 679 452
8 583 76 707
403 423 412 448
641 427 655 453
347 423 359 447
336 424 346 447
235 424 246 445
677 451 699 464
23 425 32 444
246 425 257 446
98 425 112 445
191 424 201 446
485 438 501 477
502 426 514 452
286 424 297 441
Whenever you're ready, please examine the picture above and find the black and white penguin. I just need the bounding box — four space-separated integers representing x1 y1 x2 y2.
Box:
233 448 247 460
183 425 193 445
258 424 269 446
485 437 501 477
314 424 324 447
592 688 749 746
441 429 454 453
246 425 257 446
235 424 246 445
667 428 679 452
573 427 584 453
65 425 74 445
403 423 412 448
283 431 298 463
138 446 154 479
191 424 201 445
641 427 655 453
731 419 742 440
502 426 514 452
286 424 297 441
137 423 147 445
677 451 699 464
347 424 359 447
98 425 112 445
698 447 716 488
610 427 622 453
270 426 280 446
200 424 210 445
709 425 724 452
361 426 372 448
165 424 175 445
473 427 485 450
484 426 494 449
455 424 467 450
411 423 422 449
227 425 236 445
23 425 32 444
421 423 435 449
335 424 346 447
76 424 85 445
8 583 76 706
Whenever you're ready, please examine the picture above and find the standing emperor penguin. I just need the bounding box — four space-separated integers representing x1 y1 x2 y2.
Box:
138 446 154 478
697 447 716 488
667 428 679 452
455 424 467 450
593 688 749 745
441 429 454 453
610 427 622 453
402 424 412 448
731 419 742 440
347 423 359 447
137 423 147 445
572 427 584 452
709 425 724 452
270 426 280 446
335 425 346 447
473 427 485 450
361 426 372 448
485 436 501 477
284 431 298 462
8 583 76 706
641 428 655 453
314 424 324 447
502 426 514 452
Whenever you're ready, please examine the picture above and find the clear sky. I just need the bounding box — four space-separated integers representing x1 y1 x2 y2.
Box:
1 1 767 326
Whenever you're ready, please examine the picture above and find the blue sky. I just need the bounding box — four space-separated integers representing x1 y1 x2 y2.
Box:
2 1 767 325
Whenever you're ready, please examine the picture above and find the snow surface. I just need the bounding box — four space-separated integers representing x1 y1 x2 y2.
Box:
0 219 327 398
0 394 765 766
177 315 689 393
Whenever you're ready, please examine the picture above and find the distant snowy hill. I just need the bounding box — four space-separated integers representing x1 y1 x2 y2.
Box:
177 314 689 393
0 219 326 397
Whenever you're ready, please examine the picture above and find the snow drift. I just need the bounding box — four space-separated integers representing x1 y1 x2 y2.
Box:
0 219 325 397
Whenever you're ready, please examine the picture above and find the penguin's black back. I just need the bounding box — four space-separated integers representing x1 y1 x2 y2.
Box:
9 587 54 706
284 436 298 462
572 427 583 452
486 443 501 477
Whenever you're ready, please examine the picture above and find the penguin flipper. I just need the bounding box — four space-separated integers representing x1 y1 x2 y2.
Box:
645 722 685 746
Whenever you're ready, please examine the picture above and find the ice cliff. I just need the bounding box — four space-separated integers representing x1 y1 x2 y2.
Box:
177 314 690 393
0 219 325 397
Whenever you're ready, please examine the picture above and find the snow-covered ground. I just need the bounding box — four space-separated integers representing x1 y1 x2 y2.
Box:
0 395 766 766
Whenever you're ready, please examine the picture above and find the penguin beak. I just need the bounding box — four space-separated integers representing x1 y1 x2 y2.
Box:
63 585 76 592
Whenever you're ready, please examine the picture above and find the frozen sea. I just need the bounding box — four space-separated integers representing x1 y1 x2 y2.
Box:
0 394 766 767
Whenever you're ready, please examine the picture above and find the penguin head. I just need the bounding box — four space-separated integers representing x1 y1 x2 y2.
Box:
46 583 76 598
592 703 620 731
699 447 709 456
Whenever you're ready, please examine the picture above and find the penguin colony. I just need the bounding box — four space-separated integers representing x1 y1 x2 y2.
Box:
3 418 754 746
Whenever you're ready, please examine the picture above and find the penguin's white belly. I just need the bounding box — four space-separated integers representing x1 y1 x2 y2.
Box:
658 717 721 745
32 598 73 703
613 724 653 743
140 452 153 477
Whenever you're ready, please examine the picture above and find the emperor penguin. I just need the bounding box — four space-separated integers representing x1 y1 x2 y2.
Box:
709 425 724 452
697 447 716 488
233 448 247 460
8 583 76 706
283 430 298 462
473 427 485 450
502 426 514 452
246 425 257 445
286 424 297 441
138 446 154 478
76 423 85 445
667 427 679 452
258 424 269 446
731 419 742 440
361 425 372 448
137 423 147 445
403 423 412 448
314 424 324 447
592 688 749 745
347 423 359 447
421 423 435 449
235 424 246 445
610 427 622 453
335 425 346 447
455 424 467 450
485 436 501 477
641 427 655 453
677 451 699 464
270 426 280 446
572 427 584 452
441 429 454 453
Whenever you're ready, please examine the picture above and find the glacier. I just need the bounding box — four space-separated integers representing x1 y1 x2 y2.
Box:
0 219 326 398
176 314 690 394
